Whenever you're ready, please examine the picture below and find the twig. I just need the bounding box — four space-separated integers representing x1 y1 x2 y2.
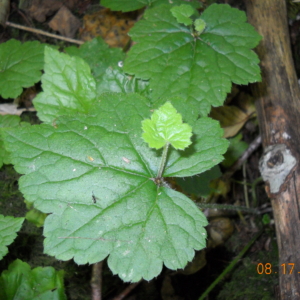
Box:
91 261 103 300
112 280 142 300
5 21 84 45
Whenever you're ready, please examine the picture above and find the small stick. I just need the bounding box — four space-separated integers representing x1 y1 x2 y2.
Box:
91 261 103 300
5 21 84 45
112 280 142 300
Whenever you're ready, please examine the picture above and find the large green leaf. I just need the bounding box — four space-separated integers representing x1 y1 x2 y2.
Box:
0 259 66 300
0 39 44 99
33 47 96 124
0 215 24 260
101 0 200 12
2 93 229 282
124 4 261 117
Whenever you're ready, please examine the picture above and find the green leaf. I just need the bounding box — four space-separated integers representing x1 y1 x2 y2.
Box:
0 115 23 167
101 0 152 12
124 4 261 117
101 0 201 12
2 93 214 282
25 208 47 228
170 4 196 26
0 215 24 260
0 39 44 99
142 101 192 150
33 47 96 124
66 38 150 97
194 18 206 34
176 165 222 197
0 259 66 300
165 117 229 177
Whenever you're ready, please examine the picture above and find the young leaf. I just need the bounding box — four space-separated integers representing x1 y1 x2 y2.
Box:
170 4 196 26
142 101 192 150
194 18 206 34
2 93 214 282
0 39 44 99
124 4 261 117
0 259 66 300
33 47 96 124
0 215 24 260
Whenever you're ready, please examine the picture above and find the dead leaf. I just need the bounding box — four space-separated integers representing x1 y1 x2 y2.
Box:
49 5 81 38
210 105 255 138
80 8 135 48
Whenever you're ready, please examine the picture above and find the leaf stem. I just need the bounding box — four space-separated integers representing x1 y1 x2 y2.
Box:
157 142 170 179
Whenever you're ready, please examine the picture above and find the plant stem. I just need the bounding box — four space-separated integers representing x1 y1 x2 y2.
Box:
198 228 264 300
157 142 170 179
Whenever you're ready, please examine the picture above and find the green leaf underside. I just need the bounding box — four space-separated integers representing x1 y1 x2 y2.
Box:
0 215 24 260
170 5 196 26
101 0 200 12
124 4 261 117
0 259 66 300
142 101 192 149
0 39 44 99
2 93 229 282
33 47 96 124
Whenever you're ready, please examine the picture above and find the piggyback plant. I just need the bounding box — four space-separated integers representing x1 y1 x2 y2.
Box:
0 1 261 283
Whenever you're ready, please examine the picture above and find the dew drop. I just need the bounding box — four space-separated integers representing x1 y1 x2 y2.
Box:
118 61 123 68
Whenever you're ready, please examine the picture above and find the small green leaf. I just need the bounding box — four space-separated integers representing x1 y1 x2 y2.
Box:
171 4 196 26
0 39 44 99
0 259 66 300
25 208 47 228
142 101 192 150
194 18 206 34
0 215 24 260
33 47 96 124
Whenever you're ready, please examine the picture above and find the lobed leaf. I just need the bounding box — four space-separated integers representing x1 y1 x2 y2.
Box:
0 39 44 99
170 4 197 26
0 93 226 282
142 101 192 150
124 4 261 118
0 215 24 260
0 259 66 300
